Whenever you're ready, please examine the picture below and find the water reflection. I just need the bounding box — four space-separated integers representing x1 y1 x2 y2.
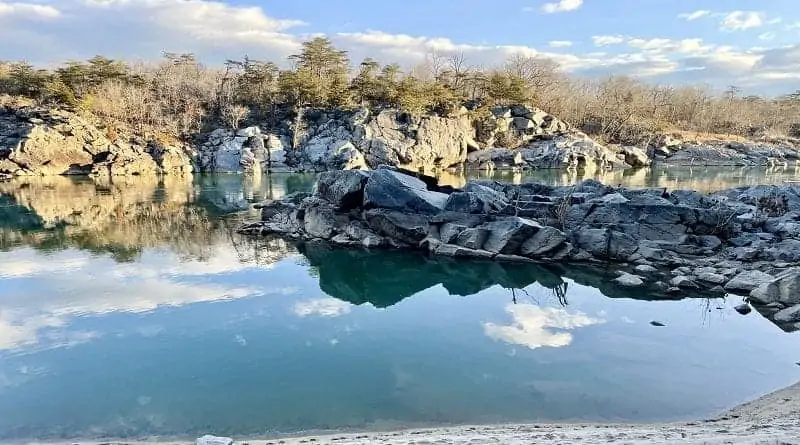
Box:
0 171 798 440
483 304 605 350
437 165 799 192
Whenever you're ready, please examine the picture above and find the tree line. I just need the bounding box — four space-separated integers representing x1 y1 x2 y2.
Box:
1 37 799 143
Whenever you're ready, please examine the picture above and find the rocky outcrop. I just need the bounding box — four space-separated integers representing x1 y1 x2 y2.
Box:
285 108 475 172
198 127 290 173
466 105 638 172
0 104 195 177
240 168 800 313
649 134 800 167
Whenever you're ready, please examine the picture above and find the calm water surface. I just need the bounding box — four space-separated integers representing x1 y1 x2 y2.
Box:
0 168 798 440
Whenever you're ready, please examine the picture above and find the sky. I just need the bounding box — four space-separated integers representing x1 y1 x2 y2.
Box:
0 0 799 94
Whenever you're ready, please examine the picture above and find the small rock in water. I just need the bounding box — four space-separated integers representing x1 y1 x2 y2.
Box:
197 435 233 445
650 321 666 327
734 304 752 315
635 264 658 274
613 272 645 287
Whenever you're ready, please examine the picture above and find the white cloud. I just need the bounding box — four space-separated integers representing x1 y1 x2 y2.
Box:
292 298 353 318
759 32 777 41
0 2 60 19
483 304 604 350
720 11 765 31
0 0 793 93
0 0 305 63
678 10 711 21
541 0 583 14
592 35 626 46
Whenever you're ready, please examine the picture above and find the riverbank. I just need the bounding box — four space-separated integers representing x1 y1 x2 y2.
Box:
11 381 799 444
2 99 799 178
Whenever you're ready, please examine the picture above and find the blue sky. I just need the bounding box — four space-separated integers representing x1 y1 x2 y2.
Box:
1 0 799 93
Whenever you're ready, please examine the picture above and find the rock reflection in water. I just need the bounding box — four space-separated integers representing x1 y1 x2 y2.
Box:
0 174 314 261
435 165 799 192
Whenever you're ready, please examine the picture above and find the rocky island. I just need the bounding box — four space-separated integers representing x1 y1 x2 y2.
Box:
240 167 800 331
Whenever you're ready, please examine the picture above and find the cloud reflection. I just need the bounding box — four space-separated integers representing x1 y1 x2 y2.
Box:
292 298 353 318
484 304 605 350
0 248 275 352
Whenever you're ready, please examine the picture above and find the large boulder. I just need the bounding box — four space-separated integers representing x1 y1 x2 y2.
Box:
455 227 490 250
364 208 430 245
724 270 775 293
360 110 473 170
520 226 568 257
480 217 542 254
750 268 800 306
622 146 651 168
303 201 338 240
313 170 370 210
363 168 448 215
573 228 639 260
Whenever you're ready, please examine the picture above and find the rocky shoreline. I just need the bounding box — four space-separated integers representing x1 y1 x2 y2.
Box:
2 100 798 178
239 167 800 331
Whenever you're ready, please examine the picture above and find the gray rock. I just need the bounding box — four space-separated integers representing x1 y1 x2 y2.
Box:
435 243 495 259
622 146 651 168
456 227 491 250
635 264 658 274
480 217 542 254
614 272 645 287
464 182 509 212
589 193 629 204
774 304 800 323
440 223 467 244
313 170 370 210
725 270 775 293
444 192 487 214
573 228 638 260
303 203 338 240
364 209 430 245
734 304 752 315
671 275 700 289
520 226 567 257
750 267 800 306
363 168 448 215
697 272 727 285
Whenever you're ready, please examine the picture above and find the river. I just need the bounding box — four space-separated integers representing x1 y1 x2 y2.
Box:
0 167 797 440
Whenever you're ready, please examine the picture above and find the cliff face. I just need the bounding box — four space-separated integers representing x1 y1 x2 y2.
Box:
11 99 795 177
0 104 194 177
1 100 638 177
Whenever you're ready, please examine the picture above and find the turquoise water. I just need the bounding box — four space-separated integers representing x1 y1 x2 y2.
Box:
0 171 798 440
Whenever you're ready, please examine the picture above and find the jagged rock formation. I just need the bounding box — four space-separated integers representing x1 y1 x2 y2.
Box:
241 167 800 331
198 127 290 173
0 104 195 177
284 108 477 171
649 134 800 167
